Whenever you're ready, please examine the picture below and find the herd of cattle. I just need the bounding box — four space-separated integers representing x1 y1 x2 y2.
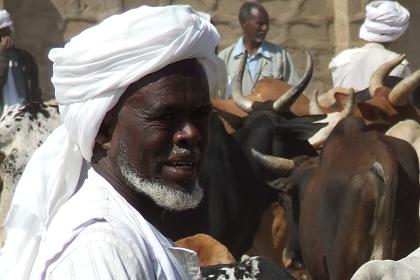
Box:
0 51 420 279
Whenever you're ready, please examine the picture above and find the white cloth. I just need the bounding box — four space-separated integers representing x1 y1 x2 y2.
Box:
0 5 219 280
0 9 13 31
329 43 411 91
34 168 200 280
197 11 211 22
2 61 22 112
359 1 410 43
351 247 420 280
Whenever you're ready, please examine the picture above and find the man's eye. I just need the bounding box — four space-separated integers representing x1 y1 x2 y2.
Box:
158 113 175 121
194 108 211 119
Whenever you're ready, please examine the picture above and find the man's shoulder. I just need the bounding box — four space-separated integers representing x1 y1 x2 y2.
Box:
45 221 149 279
73 221 142 250
56 221 148 265
329 47 363 68
263 41 286 54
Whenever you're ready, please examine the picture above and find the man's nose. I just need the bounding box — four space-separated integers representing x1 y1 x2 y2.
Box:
261 24 268 31
173 121 201 147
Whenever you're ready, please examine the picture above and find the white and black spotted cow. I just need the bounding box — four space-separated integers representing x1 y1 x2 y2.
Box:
0 101 60 244
201 256 295 280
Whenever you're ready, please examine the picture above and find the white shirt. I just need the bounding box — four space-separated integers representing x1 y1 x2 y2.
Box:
30 168 200 280
329 43 411 91
219 37 299 95
2 60 22 113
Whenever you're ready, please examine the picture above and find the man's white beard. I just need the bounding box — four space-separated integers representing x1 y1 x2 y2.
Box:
117 150 204 211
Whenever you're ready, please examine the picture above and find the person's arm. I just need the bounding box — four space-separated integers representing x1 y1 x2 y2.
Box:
20 49 42 102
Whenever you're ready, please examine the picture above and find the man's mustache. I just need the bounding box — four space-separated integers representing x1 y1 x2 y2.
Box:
167 146 201 162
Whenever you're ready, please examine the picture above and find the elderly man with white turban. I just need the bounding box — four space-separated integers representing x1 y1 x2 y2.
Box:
328 1 411 91
0 9 41 114
0 5 219 279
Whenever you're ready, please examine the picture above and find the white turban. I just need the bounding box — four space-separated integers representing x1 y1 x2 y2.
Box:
0 9 13 31
359 1 410 43
0 5 219 279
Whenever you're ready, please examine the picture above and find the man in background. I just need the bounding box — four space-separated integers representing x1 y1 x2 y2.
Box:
0 9 41 114
219 2 299 96
329 1 411 92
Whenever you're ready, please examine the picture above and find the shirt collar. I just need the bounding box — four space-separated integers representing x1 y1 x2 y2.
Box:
362 42 386 50
232 37 271 59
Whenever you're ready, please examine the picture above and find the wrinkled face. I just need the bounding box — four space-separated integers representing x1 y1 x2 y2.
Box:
242 7 269 44
106 59 211 208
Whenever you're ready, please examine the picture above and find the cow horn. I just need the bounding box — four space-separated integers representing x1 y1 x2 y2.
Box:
388 69 420 106
369 54 406 97
272 50 313 112
309 90 324 114
251 148 295 176
231 50 254 112
339 88 356 117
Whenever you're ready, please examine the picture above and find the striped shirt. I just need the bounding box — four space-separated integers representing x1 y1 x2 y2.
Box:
31 168 200 280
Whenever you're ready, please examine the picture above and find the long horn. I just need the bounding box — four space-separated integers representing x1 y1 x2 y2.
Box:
251 148 295 176
232 50 254 112
309 90 324 114
388 69 420 106
308 89 356 148
272 49 313 112
369 54 406 97
339 88 356 117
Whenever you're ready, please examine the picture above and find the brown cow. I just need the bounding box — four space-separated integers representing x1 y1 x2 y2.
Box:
245 202 312 280
245 202 288 267
254 116 420 280
301 116 420 279
176 233 236 266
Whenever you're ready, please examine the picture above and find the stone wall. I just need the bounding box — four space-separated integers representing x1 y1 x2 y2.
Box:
1 0 418 99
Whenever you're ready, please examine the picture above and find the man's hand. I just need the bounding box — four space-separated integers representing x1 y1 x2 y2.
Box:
0 36 13 55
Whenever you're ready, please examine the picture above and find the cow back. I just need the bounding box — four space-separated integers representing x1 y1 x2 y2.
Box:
299 116 420 280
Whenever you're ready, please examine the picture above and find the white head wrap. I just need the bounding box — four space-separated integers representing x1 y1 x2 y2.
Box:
359 1 410 43
197 11 211 22
0 5 219 279
0 9 14 31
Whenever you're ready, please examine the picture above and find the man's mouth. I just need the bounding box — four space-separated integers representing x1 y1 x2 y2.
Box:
161 154 200 189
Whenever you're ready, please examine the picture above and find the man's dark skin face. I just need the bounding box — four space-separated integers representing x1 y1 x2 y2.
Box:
241 6 269 54
92 59 211 212
0 27 13 55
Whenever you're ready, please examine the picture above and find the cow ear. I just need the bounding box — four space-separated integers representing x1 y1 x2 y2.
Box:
357 102 383 121
215 110 245 130
334 92 348 108
286 115 327 140
95 134 111 150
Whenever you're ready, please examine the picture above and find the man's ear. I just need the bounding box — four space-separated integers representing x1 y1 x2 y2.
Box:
95 133 111 150
95 111 115 150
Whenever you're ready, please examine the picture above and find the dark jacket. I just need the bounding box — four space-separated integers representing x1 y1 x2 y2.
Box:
0 47 42 107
